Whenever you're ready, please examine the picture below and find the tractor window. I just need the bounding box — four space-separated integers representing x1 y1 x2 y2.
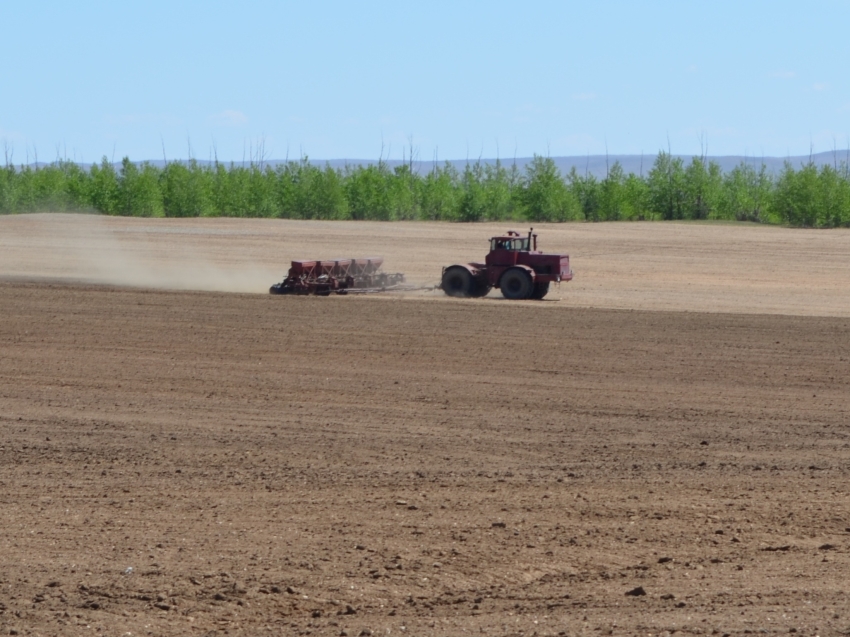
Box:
492 238 528 251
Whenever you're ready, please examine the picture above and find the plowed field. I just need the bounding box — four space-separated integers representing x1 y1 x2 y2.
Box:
2 215 850 636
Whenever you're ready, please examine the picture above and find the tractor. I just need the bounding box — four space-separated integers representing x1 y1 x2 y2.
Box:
441 228 573 300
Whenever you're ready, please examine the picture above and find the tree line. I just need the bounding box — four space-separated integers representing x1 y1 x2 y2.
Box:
1 153 849 227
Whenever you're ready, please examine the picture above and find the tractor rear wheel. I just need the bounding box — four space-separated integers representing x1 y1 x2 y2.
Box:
441 266 474 297
469 278 492 298
500 268 533 300
530 281 550 299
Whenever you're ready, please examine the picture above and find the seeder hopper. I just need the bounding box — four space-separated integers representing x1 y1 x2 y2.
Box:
269 257 410 295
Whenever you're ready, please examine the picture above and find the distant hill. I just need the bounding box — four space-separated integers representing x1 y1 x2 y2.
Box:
316 151 850 178
20 150 850 179
316 151 850 177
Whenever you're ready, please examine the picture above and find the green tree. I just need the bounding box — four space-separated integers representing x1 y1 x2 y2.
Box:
771 161 850 228
598 162 631 221
30 164 70 211
815 164 850 227
420 163 459 220
161 160 214 217
244 166 277 218
5 152 849 228
288 161 348 219
210 162 249 217
387 164 419 220
482 160 515 220
567 167 599 221
622 173 651 220
345 163 394 220
647 151 686 220
774 162 819 227
458 162 487 222
521 156 580 222
119 158 164 216
718 162 773 222
89 157 121 214
60 160 91 210
0 164 16 213
682 157 723 219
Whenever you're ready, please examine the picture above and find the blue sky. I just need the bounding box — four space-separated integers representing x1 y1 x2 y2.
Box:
1 1 848 163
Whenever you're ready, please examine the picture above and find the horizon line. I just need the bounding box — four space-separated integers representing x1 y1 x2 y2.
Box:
9 148 850 167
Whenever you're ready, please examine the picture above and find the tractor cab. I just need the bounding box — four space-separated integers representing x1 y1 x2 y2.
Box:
486 229 537 267
490 236 528 251
489 229 536 253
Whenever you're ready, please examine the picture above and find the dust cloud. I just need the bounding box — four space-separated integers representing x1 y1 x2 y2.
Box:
0 213 282 294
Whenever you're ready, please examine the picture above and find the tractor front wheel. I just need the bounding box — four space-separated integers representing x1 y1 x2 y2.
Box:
500 268 533 300
530 281 550 299
442 266 474 297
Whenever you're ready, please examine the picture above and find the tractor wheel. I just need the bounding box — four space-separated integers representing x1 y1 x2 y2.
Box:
500 268 534 300
441 266 474 297
469 278 492 298
530 281 550 300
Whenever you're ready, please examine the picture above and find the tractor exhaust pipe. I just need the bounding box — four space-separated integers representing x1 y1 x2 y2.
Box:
528 227 534 251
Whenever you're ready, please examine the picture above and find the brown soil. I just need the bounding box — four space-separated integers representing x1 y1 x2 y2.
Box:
2 213 850 315
2 215 850 636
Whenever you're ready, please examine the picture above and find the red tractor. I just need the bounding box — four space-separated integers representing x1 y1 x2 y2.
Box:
441 228 573 300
